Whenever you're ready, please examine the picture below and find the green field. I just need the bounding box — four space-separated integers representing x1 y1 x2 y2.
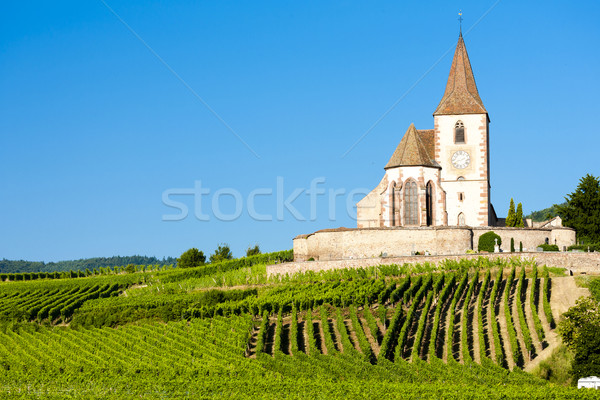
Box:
0 252 597 399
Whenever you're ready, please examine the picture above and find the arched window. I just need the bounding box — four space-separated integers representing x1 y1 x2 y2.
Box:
457 176 465 181
426 182 433 226
390 182 396 227
404 180 418 225
455 121 465 143
458 212 466 226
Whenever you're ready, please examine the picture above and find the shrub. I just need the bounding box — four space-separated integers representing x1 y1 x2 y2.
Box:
538 244 559 252
177 248 206 268
478 231 502 252
511 238 515 252
568 243 600 252
246 245 261 257
210 244 233 263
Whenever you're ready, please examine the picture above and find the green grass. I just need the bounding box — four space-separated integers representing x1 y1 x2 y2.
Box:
532 344 575 386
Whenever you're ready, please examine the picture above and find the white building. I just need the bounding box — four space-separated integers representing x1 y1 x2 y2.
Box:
357 33 495 228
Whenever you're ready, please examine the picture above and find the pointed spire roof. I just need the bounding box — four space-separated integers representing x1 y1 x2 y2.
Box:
385 124 440 169
434 34 487 115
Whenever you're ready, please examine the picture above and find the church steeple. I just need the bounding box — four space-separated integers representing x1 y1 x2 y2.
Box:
434 35 486 116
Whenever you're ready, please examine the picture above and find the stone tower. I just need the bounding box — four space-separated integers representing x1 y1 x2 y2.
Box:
433 33 491 227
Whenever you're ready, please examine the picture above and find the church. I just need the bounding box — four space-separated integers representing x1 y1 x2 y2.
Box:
357 33 494 229
292 34 575 261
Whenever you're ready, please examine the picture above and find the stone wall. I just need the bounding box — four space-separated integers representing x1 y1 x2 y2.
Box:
293 226 575 262
267 252 600 277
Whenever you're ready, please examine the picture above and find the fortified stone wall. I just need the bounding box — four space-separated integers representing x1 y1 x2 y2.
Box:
268 252 600 277
471 227 575 253
293 226 575 261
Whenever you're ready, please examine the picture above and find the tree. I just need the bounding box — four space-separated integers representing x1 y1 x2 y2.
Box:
515 202 525 227
555 174 600 243
559 297 600 383
478 231 502 252
210 244 233 264
177 248 206 269
246 245 261 257
510 238 515 252
506 198 516 227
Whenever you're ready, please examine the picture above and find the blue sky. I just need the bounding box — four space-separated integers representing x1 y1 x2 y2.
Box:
1 1 599 262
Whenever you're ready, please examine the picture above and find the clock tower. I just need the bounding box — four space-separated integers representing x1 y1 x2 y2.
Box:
433 33 491 227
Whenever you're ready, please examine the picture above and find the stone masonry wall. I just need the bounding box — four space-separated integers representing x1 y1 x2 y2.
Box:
267 252 600 277
293 226 576 262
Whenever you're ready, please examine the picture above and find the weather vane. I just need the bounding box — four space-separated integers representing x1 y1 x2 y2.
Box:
458 10 463 34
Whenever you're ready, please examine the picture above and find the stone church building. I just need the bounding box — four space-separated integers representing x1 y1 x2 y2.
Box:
357 33 494 229
293 34 575 261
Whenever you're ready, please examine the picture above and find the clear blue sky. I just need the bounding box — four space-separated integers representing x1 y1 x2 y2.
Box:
1 1 599 262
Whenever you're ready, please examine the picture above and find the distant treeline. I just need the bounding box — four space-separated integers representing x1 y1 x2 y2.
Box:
0 256 177 274
525 203 565 222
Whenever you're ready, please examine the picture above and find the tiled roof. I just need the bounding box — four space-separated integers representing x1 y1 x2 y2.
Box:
385 124 440 169
434 34 487 115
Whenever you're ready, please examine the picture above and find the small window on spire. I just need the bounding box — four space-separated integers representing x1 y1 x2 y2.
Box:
455 121 465 143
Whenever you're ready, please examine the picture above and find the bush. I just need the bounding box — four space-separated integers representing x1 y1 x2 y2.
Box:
210 244 233 264
568 243 600 252
478 231 501 252
538 244 559 252
511 238 515 252
246 245 261 257
177 248 206 268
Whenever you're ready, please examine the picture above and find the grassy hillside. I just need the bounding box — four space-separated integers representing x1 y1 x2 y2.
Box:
0 252 595 399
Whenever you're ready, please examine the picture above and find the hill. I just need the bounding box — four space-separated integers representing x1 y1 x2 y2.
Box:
526 203 565 222
0 251 594 398
0 255 177 274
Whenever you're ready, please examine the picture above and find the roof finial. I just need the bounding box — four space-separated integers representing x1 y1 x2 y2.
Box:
458 10 463 36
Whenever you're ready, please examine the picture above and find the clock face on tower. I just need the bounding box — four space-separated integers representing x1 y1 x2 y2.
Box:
451 150 470 169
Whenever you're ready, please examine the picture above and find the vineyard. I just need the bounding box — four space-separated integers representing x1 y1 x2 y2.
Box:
248 265 557 371
0 253 597 398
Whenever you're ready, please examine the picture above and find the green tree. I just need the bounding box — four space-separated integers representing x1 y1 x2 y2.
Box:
506 198 516 227
559 296 600 383
515 203 524 227
210 244 233 263
555 174 600 243
177 248 206 268
510 238 515 252
478 231 502 252
246 245 261 257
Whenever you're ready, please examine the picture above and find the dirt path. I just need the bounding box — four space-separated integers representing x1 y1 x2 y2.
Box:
550 276 589 317
497 280 515 370
345 320 362 353
452 283 468 363
439 284 457 362
360 316 380 357
376 306 387 335
523 279 543 357
471 282 481 364
315 320 327 355
525 276 589 372
509 279 529 367
420 298 437 360
246 325 260 358
331 317 344 353
485 281 496 363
